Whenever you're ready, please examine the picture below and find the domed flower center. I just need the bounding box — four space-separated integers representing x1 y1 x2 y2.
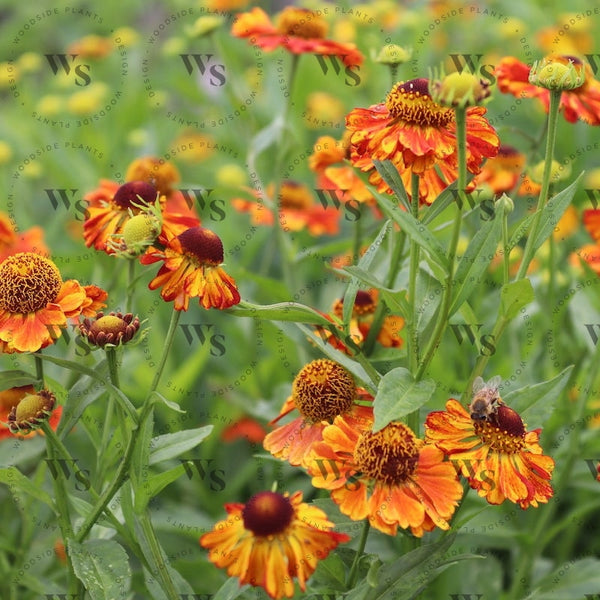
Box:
8 388 56 434
354 422 420 485
90 315 128 336
277 7 328 39
279 181 313 210
177 227 224 265
292 359 355 422
242 491 294 536
0 253 62 313
113 181 158 210
474 408 526 454
385 78 454 127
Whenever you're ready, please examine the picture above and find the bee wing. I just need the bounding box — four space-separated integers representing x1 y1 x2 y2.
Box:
486 375 503 390
472 376 485 394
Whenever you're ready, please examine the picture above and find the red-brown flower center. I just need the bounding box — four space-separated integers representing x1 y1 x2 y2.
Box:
385 78 454 127
354 422 420 485
332 290 376 320
113 181 158 210
0 252 62 313
474 407 526 454
177 227 224 265
242 491 294 536
292 359 355 422
276 7 328 39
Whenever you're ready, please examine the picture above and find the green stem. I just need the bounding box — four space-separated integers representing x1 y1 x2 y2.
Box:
352 204 364 263
515 89 561 280
347 520 370 588
34 353 44 385
408 174 421 375
139 510 180 600
41 422 78 595
149 309 181 394
389 64 399 88
415 106 468 381
502 202 510 286
126 258 136 313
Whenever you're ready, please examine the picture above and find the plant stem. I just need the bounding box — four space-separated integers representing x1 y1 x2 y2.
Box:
415 105 468 381
408 174 421 375
34 353 44 385
347 520 370 588
126 259 136 312
515 89 561 280
502 202 510 285
149 309 181 394
41 422 78 594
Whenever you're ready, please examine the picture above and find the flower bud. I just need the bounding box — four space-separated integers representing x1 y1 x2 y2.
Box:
429 68 491 107
7 389 56 434
529 55 585 90
376 44 412 65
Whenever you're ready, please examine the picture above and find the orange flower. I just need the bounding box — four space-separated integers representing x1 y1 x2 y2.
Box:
496 55 600 125
232 180 340 236
309 135 376 208
66 34 113 58
308 410 463 536
140 227 240 311
0 386 62 439
476 145 526 195
346 78 499 204
221 416 266 444
571 243 600 274
317 289 404 354
0 253 106 353
200 490 349 600
232 7 363 66
0 212 48 263
263 359 371 468
425 399 554 508
83 157 200 253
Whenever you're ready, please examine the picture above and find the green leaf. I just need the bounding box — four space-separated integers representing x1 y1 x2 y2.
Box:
523 557 600 599
373 159 410 211
310 552 349 592
0 467 56 512
149 426 213 465
343 220 392 328
346 533 483 600
0 370 38 389
213 577 250 600
508 212 535 250
450 212 503 315
372 367 436 431
68 539 131 600
422 181 459 225
150 391 186 413
144 464 189 499
374 191 449 279
532 174 582 252
500 279 534 319
225 300 331 326
504 366 573 428
248 113 285 164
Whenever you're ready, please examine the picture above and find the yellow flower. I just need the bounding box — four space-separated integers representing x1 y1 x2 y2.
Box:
0 141 13 165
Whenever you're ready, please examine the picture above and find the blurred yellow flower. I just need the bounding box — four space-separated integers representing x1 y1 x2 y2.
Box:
304 92 345 128
553 204 578 240
162 37 187 57
332 19 356 43
113 27 139 47
0 141 13 164
127 129 151 147
67 84 107 114
22 163 43 179
216 164 247 188
36 95 63 116
498 17 526 39
169 131 215 162
584 168 600 190
0 62 18 89
187 15 225 37
17 52 42 73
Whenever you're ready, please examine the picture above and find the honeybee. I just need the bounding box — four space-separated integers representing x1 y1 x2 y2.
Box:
468 375 503 422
